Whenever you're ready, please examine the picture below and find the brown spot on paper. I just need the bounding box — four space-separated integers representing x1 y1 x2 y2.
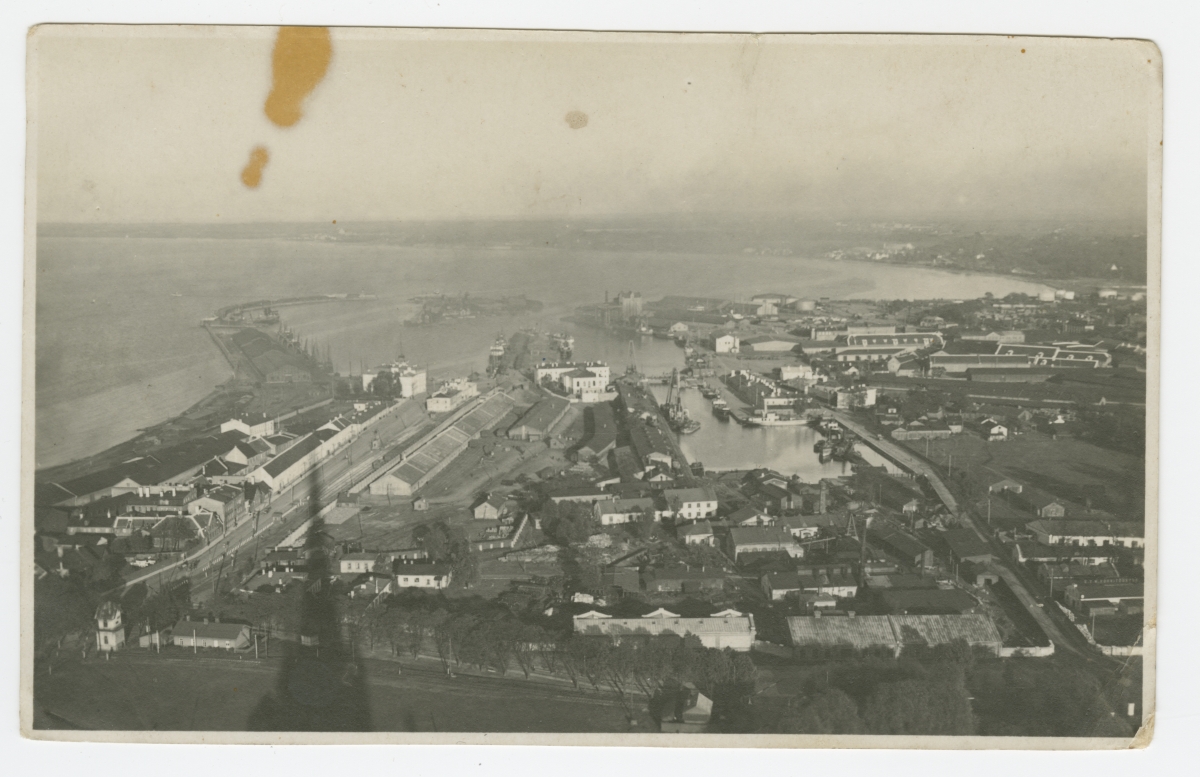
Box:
264 27 333 128
565 110 588 129
241 146 270 188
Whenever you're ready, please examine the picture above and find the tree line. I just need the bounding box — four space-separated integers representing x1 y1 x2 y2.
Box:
345 593 758 728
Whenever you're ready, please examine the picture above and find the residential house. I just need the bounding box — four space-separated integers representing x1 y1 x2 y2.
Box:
339 552 381 575
172 619 252 650
394 562 452 589
728 504 774 527
594 497 659 526
473 494 507 520
1010 488 1068 518
678 521 716 546
979 418 1009 442
662 487 718 521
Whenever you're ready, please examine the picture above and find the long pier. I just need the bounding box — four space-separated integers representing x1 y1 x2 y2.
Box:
203 323 242 375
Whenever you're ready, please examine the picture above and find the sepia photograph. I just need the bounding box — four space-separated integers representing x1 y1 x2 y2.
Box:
21 25 1160 747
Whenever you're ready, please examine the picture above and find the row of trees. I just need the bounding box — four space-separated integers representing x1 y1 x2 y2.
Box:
762 643 1134 738
346 595 758 727
766 649 977 735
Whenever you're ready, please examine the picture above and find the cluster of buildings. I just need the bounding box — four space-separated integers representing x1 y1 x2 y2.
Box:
34 401 401 576
534 362 614 402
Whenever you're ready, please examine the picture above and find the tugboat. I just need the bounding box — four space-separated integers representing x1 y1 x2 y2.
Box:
712 397 730 421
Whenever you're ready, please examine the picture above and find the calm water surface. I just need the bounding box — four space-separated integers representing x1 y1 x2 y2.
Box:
36 236 1048 468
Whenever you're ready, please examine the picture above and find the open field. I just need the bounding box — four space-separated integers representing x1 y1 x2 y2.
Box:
870 374 1146 407
33 652 644 732
901 432 1145 516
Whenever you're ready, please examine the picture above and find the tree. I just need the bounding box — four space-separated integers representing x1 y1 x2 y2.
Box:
414 521 450 561
779 689 864 735
861 679 974 736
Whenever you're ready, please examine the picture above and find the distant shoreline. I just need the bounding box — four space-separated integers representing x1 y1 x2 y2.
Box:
32 254 1063 483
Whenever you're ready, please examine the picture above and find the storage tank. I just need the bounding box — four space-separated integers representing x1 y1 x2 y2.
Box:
795 299 817 312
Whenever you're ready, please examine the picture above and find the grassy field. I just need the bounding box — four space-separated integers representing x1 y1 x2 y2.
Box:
902 431 1145 516
33 652 644 733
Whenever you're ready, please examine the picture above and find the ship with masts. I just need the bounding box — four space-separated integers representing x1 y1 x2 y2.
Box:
662 368 701 435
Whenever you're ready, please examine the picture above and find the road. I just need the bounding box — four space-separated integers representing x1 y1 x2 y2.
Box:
111 399 432 598
831 411 959 512
831 409 1119 664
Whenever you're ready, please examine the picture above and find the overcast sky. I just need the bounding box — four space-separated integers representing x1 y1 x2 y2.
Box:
33 27 1156 224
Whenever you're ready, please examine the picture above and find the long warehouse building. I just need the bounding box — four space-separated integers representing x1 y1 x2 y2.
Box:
369 392 514 496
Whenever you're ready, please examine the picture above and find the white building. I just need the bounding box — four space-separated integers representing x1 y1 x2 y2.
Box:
663 487 719 521
574 608 756 651
1027 520 1144 549
95 601 125 653
426 378 479 413
535 362 611 386
594 497 660 526
836 386 877 409
220 414 277 438
394 563 452 589
339 552 380 574
561 368 608 398
713 334 740 354
362 361 427 396
777 364 815 381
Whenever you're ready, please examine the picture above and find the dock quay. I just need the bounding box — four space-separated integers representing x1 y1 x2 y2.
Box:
202 322 241 373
